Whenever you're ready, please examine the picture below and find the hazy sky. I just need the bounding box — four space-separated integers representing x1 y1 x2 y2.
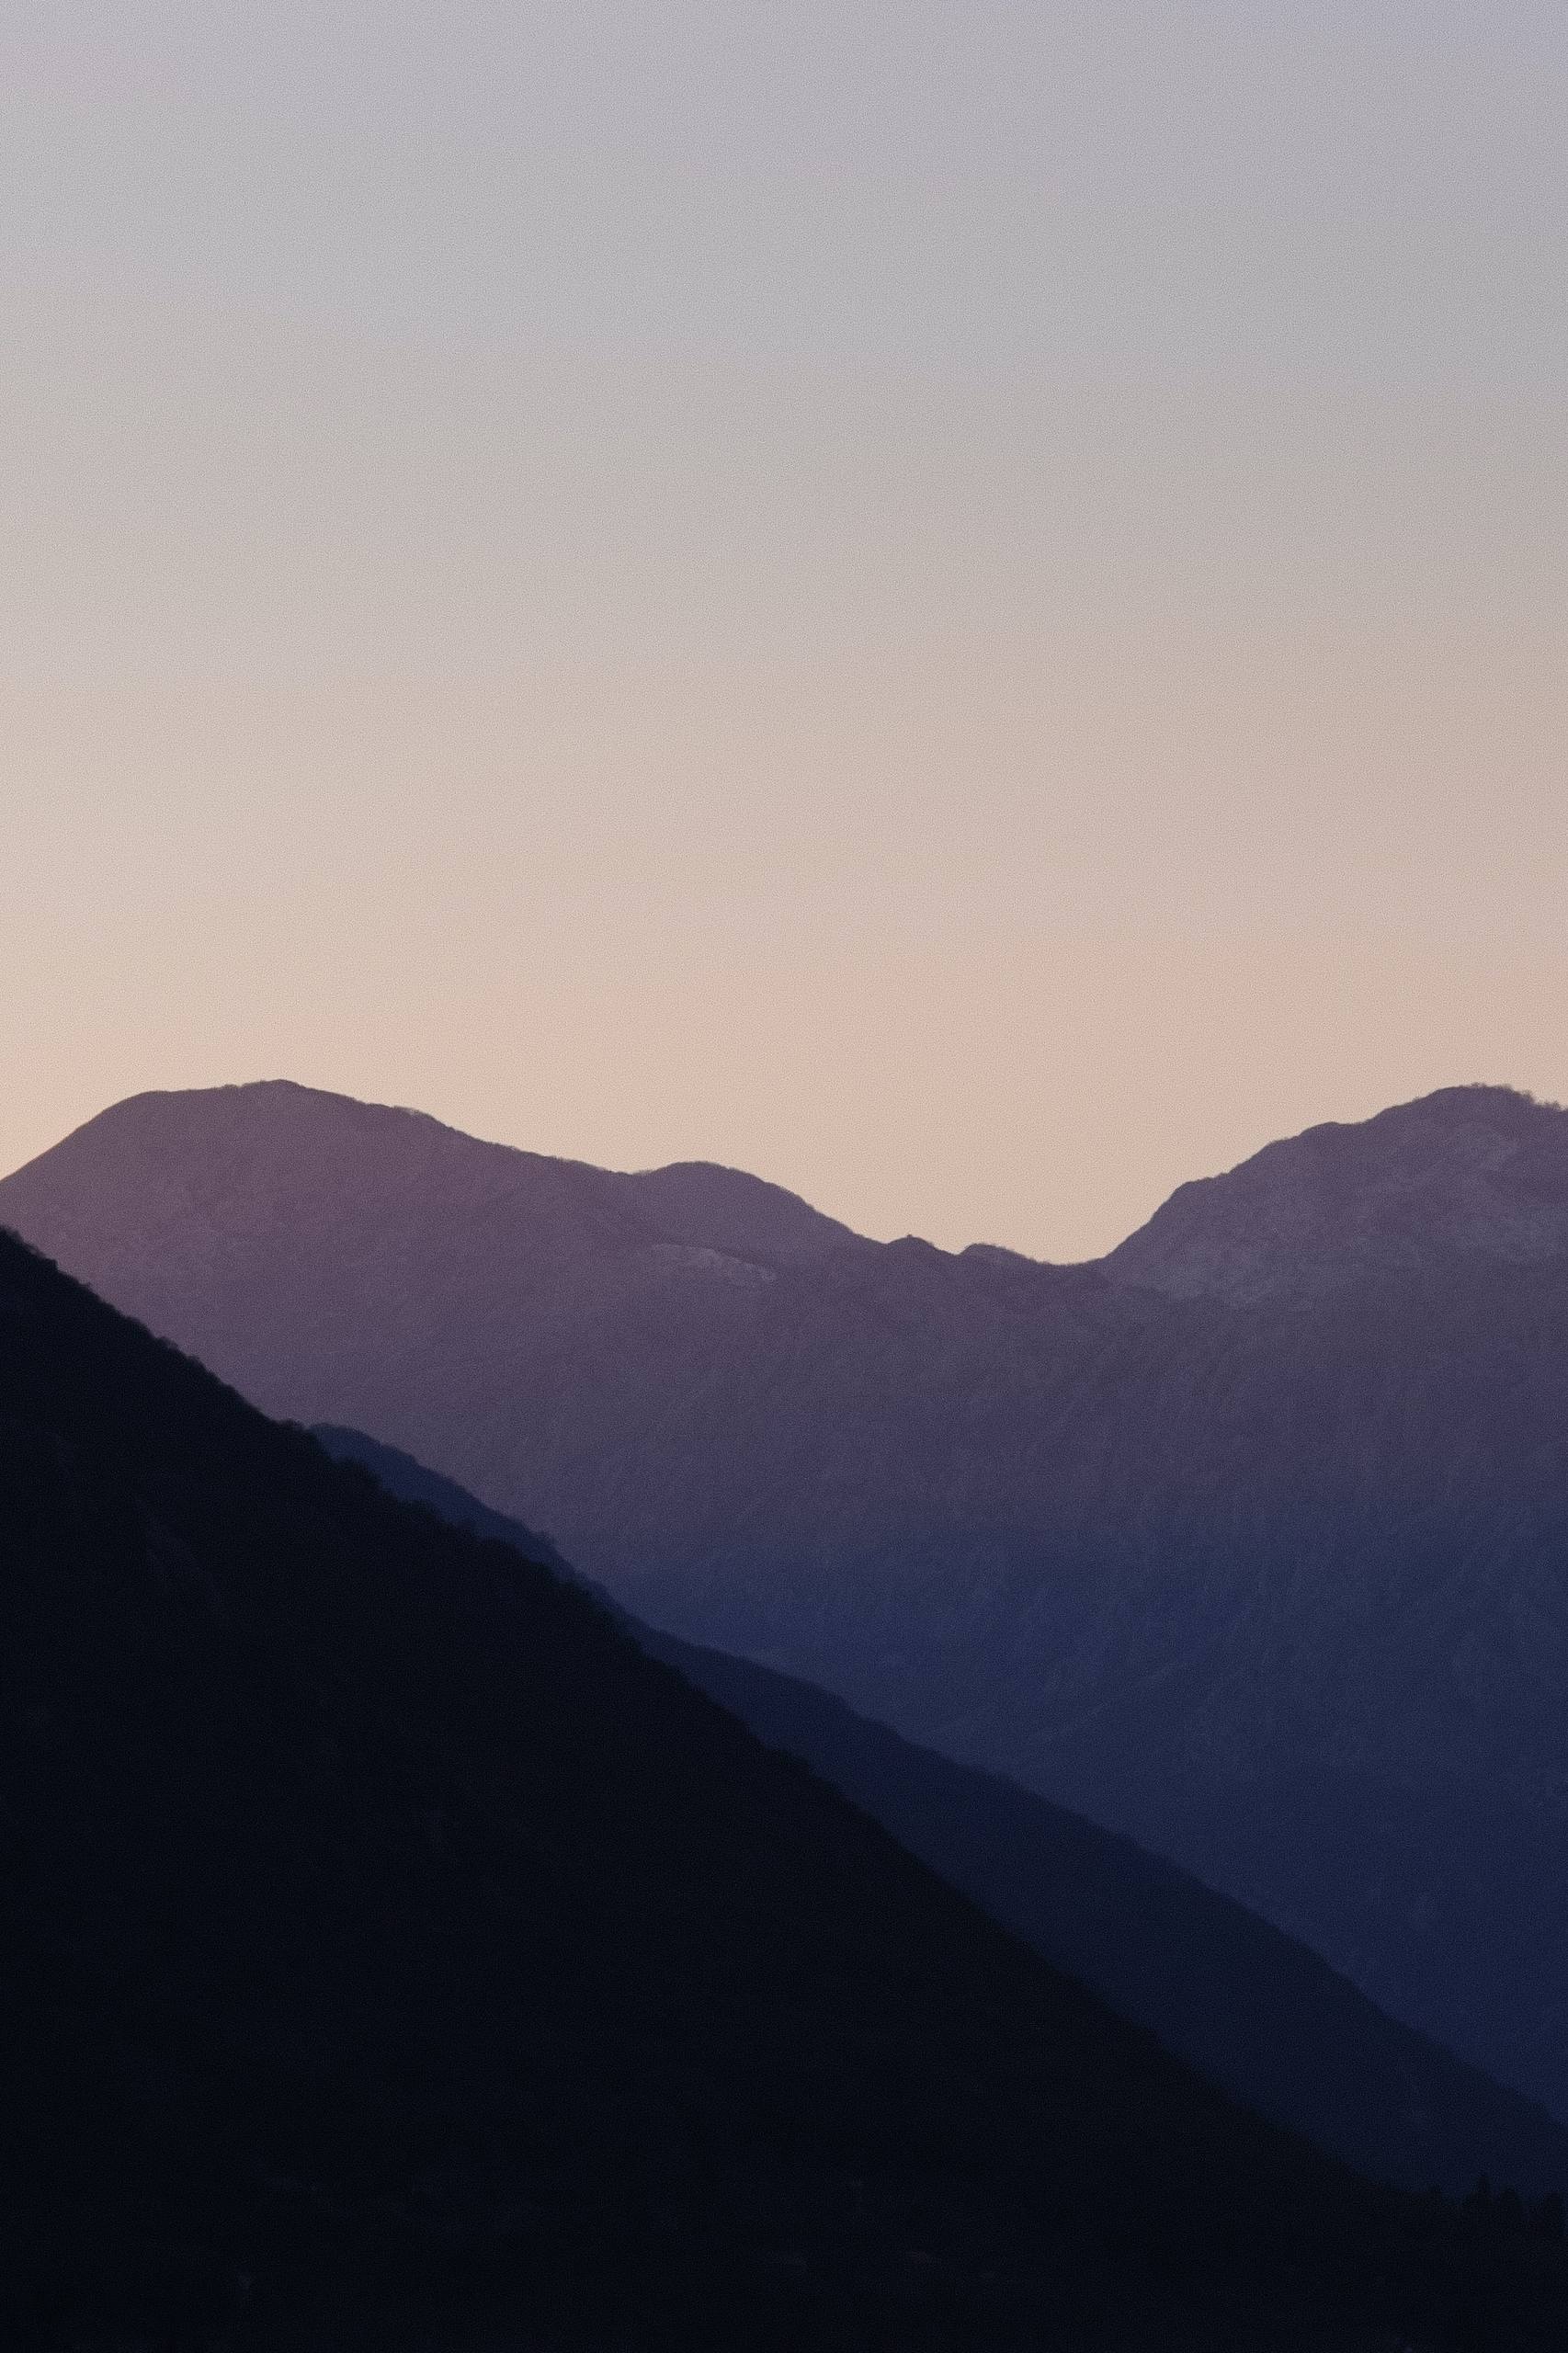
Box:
5 2 1564 1257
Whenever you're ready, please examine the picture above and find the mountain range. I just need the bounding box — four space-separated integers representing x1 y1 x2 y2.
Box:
7 1223 1551 2348
315 1419 1568 2203
6 1079 1568 2125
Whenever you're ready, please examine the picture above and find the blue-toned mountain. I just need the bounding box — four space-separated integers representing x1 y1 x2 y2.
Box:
314 1418 1568 2204
8 1223 1552 2348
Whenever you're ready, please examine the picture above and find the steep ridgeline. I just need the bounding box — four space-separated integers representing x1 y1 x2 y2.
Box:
9 1082 1568 2125
5 1239 1560 2350
315 1422 1568 2203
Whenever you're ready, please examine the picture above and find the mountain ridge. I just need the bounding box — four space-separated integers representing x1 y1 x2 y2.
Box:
13 1074 1568 1295
314 1418 1568 2203
6 1222 1554 2347
8 1077 1568 2127
1106 1085 1568 1302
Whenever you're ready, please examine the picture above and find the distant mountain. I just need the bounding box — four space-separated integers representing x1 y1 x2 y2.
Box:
6 1231 1553 2350
9 1080 1568 2129
1107 1086 1568 1302
316 1421 1568 2201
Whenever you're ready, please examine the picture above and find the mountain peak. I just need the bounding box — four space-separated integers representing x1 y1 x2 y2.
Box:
1 1081 859 1267
1106 1084 1568 1302
615 1157 862 1261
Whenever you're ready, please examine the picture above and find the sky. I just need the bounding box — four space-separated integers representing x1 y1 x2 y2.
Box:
4 2 1565 1259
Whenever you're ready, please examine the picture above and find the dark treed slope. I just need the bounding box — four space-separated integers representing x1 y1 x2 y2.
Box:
9 1083 1568 2123
315 1422 1568 2203
5 1237 1560 2350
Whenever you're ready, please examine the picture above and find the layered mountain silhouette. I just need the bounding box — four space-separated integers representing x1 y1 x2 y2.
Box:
315 1420 1568 2202
8 1080 1568 2126
8 1230 1559 2349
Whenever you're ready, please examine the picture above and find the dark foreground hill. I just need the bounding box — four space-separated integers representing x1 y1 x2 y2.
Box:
314 1423 1568 2204
10 1083 1568 2125
11 1236 1566 2349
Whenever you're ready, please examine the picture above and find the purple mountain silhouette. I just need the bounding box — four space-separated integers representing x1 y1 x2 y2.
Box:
8 1078 1568 2125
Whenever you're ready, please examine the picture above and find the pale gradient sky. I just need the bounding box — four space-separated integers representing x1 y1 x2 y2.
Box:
4 2 1565 1258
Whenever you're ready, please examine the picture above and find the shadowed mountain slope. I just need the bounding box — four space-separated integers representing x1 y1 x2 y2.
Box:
6 1231 1562 2349
9 1081 1568 2125
315 1422 1568 2202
